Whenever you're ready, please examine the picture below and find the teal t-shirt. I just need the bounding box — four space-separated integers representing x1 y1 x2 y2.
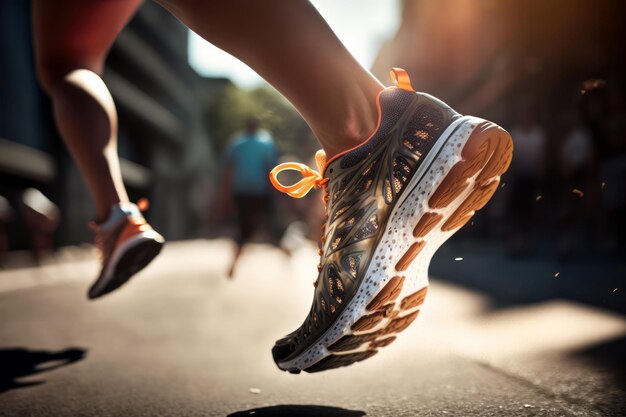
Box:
226 130 279 196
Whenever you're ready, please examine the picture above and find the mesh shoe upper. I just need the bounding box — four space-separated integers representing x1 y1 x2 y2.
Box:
91 215 154 268
271 83 459 365
87 202 162 299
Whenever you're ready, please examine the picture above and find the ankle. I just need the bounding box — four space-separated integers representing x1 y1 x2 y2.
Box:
95 206 113 224
323 119 376 159
95 201 138 226
318 87 381 159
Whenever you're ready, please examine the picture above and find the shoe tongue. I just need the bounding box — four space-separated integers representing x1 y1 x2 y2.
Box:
98 203 141 231
314 149 327 174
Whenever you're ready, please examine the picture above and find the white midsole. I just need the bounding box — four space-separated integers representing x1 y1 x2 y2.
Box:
92 230 163 293
279 115 489 371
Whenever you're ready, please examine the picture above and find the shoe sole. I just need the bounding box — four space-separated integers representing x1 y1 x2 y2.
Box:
88 231 164 299
278 115 513 373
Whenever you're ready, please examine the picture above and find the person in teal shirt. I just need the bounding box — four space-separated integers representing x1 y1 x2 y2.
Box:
222 118 279 277
226 118 279 196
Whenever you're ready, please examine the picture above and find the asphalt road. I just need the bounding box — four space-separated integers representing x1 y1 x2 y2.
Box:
1 240 625 416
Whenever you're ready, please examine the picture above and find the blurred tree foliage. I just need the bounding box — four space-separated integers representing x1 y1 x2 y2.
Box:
203 83 314 160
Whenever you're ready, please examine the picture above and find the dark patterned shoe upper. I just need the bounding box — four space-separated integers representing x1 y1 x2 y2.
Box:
270 78 458 365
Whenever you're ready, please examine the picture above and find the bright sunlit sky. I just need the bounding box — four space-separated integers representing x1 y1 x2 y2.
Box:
188 0 401 88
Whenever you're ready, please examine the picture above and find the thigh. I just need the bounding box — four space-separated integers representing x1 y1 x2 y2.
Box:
33 0 142 86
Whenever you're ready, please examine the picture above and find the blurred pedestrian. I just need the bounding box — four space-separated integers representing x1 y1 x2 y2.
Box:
21 189 60 263
599 89 626 252
509 106 548 255
558 108 597 256
219 118 279 278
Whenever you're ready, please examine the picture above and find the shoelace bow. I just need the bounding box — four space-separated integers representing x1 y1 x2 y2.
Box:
269 162 330 275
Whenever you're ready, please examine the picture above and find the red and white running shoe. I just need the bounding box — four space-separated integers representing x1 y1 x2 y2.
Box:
87 202 164 300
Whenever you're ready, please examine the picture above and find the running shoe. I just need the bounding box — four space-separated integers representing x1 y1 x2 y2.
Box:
269 68 513 373
87 202 164 299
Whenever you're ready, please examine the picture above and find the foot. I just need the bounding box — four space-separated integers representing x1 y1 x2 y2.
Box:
87 203 164 300
269 68 513 373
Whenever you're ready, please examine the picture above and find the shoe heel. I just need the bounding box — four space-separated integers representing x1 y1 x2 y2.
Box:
429 119 513 231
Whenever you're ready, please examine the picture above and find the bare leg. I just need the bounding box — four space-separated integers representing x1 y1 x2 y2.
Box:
158 0 384 159
33 0 142 222
227 244 242 279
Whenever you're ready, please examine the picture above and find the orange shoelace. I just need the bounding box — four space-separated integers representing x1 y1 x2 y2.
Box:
269 162 329 198
269 161 330 275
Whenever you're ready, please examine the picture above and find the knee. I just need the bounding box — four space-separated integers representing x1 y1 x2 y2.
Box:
35 57 66 94
35 56 102 95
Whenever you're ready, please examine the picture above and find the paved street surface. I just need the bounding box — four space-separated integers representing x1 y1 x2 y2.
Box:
1 240 625 416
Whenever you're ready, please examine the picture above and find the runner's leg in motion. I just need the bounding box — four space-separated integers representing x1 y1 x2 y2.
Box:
156 0 383 158
158 0 513 372
34 0 164 300
33 0 142 222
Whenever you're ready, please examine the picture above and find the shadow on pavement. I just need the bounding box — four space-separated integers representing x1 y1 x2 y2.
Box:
431 243 625 314
570 335 626 414
228 405 365 417
0 347 86 394
572 335 626 386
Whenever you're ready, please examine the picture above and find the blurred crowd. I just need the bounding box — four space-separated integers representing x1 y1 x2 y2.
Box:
504 82 626 258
